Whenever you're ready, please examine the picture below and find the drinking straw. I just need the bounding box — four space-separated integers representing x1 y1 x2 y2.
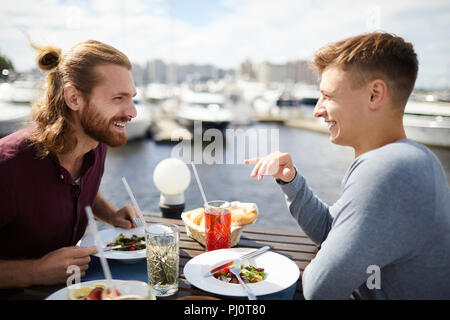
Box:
190 162 208 206
85 206 116 298
121 176 148 229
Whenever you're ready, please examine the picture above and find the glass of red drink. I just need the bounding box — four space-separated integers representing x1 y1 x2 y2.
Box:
204 200 231 251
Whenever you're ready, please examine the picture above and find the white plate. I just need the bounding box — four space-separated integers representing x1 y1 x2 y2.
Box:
183 247 300 297
45 279 153 300
80 227 146 263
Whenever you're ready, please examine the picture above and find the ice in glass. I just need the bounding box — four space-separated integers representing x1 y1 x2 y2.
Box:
204 200 231 251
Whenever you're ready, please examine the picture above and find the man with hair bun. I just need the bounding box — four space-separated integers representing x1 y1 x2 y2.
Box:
0 40 140 294
246 32 450 299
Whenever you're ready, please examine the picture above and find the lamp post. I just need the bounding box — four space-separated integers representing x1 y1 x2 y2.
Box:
153 158 191 219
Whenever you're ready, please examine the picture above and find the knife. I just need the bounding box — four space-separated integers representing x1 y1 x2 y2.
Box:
103 242 146 251
203 246 271 278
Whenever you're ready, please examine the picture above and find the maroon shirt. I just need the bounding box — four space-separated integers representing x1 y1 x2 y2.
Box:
0 127 107 259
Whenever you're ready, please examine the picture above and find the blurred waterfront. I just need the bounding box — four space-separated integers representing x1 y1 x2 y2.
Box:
1 75 450 233
99 121 450 232
1 73 450 233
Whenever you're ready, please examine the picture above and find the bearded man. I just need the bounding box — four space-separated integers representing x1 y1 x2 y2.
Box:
0 40 140 291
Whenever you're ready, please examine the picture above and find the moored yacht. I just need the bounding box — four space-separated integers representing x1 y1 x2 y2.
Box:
0 101 31 137
175 90 233 130
403 101 450 148
125 87 153 141
0 81 35 137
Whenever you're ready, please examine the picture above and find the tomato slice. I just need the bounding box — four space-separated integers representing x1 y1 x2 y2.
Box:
85 287 103 300
85 287 121 300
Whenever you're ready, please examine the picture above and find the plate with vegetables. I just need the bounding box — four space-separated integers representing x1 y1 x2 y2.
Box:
183 248 300 297
213 264 265 284
80 227 146 263
46 280 154 300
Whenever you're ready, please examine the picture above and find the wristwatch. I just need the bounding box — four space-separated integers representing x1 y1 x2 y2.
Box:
275 167 297 185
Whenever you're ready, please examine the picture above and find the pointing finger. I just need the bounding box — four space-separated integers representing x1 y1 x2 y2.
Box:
250 160 263 178
257 160 269 181
244 158 259 165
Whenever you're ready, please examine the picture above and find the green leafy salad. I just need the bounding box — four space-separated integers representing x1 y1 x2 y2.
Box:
213 265 265 284
107 233 145 251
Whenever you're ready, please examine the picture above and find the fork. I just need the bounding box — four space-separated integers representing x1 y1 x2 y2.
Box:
230 267 257 300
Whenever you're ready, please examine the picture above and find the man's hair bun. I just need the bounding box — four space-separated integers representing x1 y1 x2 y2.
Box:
36 46 61 71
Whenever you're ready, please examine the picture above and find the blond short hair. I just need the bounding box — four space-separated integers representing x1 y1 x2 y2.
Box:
311 32 418 108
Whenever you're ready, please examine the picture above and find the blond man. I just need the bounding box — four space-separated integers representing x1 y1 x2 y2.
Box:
246 32 450 299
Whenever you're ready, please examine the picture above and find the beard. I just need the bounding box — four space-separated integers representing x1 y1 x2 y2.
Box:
80 101 128 147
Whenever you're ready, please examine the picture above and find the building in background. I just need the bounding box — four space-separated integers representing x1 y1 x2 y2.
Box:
130 57 317 86
256 60 317 85
257 62 287 84
238 59 255 79
131 63 147 86
147 59 166 84
287 60 317 85
143 60 232 84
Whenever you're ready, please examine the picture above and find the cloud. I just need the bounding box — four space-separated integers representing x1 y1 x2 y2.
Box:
0 0 448 88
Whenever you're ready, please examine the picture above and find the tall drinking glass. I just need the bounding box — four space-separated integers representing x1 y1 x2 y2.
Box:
204 200 231 251
145 223 179 297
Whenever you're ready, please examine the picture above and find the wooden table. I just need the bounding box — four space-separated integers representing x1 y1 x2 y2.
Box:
3 216 318 300
144 216 318 300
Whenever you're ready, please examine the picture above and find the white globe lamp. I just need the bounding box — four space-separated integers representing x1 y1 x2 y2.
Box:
153 158 191 218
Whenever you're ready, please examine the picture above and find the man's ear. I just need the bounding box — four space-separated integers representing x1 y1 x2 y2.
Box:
368 79 387 111
64 85 84 111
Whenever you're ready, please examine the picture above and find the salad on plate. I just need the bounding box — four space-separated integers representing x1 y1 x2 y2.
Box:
213 265 265 284
107 233 145 251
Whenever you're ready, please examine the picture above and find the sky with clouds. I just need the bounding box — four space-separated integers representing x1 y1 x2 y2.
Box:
0 0 449 88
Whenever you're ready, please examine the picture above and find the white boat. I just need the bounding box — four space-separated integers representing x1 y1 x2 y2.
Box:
0 81 35 137
126 104 152 141
403 114 450 148
405 100 450 117
294 84 320 118
253 90 304 121
403 101 450 148
0 82 152 141
0 100 152 141
0 80 40 104
125 87 152 141
0 101 31 137
175 90 233 130
220 80 256 126
284 99 450 149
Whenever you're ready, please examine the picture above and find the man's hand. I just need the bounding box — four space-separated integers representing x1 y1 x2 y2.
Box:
93 192 139 229
110 205 139 229
32 246 97 286
244 151 296 183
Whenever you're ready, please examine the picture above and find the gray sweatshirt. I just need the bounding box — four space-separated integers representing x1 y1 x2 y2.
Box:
280 139 450 299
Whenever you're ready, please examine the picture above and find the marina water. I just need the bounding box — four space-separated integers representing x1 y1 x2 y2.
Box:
100 122 450 232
